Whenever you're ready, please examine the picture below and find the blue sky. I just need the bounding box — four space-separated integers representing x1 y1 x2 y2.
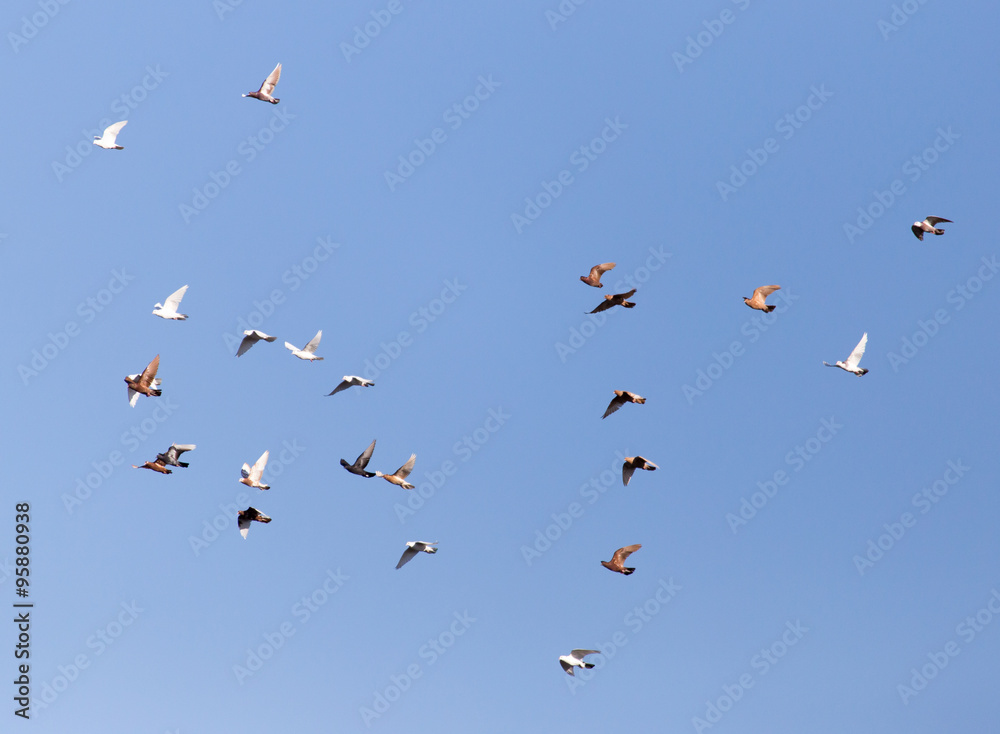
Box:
4 0 1000 731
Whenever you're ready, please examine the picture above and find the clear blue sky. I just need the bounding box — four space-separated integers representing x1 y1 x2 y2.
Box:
4 0 1000 731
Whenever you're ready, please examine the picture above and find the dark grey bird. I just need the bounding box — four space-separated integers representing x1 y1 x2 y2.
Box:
341 439 377 478
911 216 952 241
243 63 281 104
156 443 196 468
238 507 272 538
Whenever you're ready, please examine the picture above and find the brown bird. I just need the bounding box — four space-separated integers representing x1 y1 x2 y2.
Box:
124 355 162 407
622 456 657 487
242 63 281 104
601 544 642 575
375 454 416 489
911 216 952 240
743 285 781 312
580 262 616 288
238 507 272 538
602 390 646 419
132 460 171 475
589 289 636 314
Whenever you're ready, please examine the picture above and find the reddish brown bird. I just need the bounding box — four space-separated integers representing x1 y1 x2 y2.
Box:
743 285 781 312
602 390 646 419
589 289 636 314
601 544 642 575
580 262 616 288
124 354 162 406
132 460 171 475
622 456 657 486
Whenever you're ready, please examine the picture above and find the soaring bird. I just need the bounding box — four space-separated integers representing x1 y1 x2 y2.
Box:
602 390 646 419
601 544 642 575
285 330 323 361
243 63 281 104
376 454 416 489
236 330 277 357
580 262 616 288
911 216 952 241
156 444 196 468
743 285 781 312
132 460 171 475
152 285 189 320
589 289 636 314
240 451 271 490
823 331 868 377
327 376 374 396
622 456 657 487
93 120 127 149
824 332 869 376
125 355 162 407
395 541 438 569
341 439 377 478
559 649 600 676
238 507 271 538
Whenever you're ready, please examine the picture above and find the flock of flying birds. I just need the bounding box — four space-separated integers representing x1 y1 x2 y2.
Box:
99 62 956 675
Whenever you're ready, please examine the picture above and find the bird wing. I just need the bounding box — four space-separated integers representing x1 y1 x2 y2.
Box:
602 394 626 418
617 289 637 300
356 439 376 469
137 355 160 387
571 649 600 660
260 63 281 95
925 217 952 226
127 384 140 407
612 544 642 565
303 330 322 354
236 335 256 357
284 341 298 353
560 659 574 675
911 225 924 240
249 451 270 482
395 546 419 569
103 120 127 142
753 285 781 300
238 513 251 538
173 443 195 455
327 380 350 396
394 454 417 480
822 361 838 368
622 461 636 487
589 299 613 314
846 333 868 369
163 285 188 312
241 462 252 479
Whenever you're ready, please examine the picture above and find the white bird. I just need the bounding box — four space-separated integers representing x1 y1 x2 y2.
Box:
236 330 277 357
327 376 374 396
152 285 189 320
243 63 282 104
911 216 952 241
376 454 417 489
824 332 869 376
395 541 438 569
559 649 600 676
93 120 127 149
285 330 323 361
240 450 271 490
